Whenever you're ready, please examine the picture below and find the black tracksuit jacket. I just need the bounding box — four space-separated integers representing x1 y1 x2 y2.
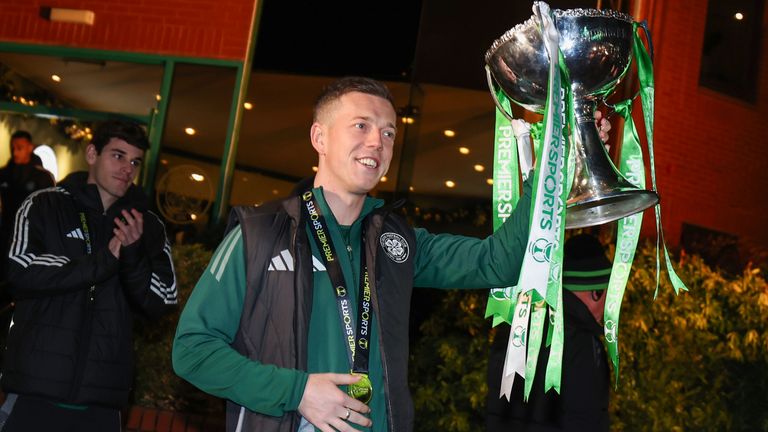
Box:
1 172 177 408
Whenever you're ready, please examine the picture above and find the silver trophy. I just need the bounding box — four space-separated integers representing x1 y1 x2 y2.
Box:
485 5 659 228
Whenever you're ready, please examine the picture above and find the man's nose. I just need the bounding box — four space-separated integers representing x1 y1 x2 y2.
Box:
365 130 383 150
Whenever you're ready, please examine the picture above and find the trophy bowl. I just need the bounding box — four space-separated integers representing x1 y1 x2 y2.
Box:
485 5 659 229
485 8 635 113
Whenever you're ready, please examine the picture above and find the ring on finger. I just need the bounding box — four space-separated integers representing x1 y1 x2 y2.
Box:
344 408 350 420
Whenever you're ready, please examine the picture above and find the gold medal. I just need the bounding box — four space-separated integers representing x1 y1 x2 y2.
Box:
348 373 373 405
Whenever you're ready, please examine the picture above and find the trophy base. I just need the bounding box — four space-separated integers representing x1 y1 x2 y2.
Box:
565 189 659 229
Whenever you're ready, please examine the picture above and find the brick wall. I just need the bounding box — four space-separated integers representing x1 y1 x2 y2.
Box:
0 0 255 60
635 0 768 248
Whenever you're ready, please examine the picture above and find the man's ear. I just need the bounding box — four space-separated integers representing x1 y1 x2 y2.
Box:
310 122 325 156
85 144 98 165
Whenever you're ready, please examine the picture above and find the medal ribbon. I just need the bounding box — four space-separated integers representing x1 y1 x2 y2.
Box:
301 191 372 377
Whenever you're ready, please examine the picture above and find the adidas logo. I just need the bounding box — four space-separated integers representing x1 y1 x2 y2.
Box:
66 228 84 240
268 249 326 272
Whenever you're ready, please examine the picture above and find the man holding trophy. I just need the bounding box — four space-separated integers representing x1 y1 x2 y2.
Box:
173 77 536 432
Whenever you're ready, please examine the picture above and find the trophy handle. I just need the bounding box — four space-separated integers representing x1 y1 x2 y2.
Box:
637 20 655 61
485 65 515 122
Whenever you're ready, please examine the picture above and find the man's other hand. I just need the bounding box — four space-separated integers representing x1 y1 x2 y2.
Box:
298 373 372 432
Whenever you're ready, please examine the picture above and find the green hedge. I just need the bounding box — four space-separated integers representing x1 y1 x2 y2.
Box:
132 243 221 414
409 240 768 431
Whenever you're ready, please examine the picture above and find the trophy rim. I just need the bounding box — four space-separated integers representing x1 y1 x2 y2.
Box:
484 6 635 64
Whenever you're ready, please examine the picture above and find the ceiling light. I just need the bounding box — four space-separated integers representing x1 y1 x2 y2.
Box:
445 180 456 188
486 178 494 185
444 130 456 138
401 117 415 124
51 74 62 82
190 173 204 182
184 127 196 136
155 94 161 101
735 12 744 20
243 102 253 110
312 166 318 172
40 7 95 25
190 213 198 221
409 186 414 192
474 164 485 172
380 176 388 182
459 147 470 155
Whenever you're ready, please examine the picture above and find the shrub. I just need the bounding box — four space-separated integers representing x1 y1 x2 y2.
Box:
132 243 223 414
409 240 768 431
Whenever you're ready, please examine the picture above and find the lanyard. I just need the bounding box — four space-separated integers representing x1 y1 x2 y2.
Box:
78 211 96 302
301 191 372 375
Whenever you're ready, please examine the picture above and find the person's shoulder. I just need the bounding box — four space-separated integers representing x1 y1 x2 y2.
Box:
21 185 72 212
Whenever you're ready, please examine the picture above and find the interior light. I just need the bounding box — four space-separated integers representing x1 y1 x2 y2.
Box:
445 180 456 188
312 166 318 172
459 147 470 155
401 117 415 124
474 164 485 172
735 12 744 20
51 74 62 82
190 173 204 182
243 102 253 110
486 178 494 185
33 145 58 181
380 176 387 182
444 130 456 137
155 94 161 101
184 127 196 136
409 186 414 192
190 213 198 221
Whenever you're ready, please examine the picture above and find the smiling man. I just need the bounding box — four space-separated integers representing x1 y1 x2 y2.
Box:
0 120 177 431
173 77 533 432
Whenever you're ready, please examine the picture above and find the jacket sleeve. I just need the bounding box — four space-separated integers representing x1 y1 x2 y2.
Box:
6 190 119 299
172 227 309 416
118 210 178 318
413 180 532 289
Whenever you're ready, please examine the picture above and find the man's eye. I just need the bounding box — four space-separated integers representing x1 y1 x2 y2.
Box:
355 123 365 129
112 153 122 160
130 160 142 168
383 131 395 139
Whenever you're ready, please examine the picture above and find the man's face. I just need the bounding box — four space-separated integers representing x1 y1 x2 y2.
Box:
311 92 397 196
11 137 34 165
86 138 144 204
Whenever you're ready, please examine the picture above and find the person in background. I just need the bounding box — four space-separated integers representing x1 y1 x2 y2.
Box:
0 130 55 365
486 233 612 432
0 120 177 431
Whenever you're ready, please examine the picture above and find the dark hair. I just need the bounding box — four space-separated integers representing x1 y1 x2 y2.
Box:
91 120 149 153
313 76 395 122
10 130 32 142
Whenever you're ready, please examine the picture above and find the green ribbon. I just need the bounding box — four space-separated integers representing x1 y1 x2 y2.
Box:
523 3 570 399
485 89 521 327
604 97 644 385
632 23 688 297
543 50 577 394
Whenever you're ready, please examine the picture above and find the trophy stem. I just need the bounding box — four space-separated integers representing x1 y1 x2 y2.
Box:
565 97 658 229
